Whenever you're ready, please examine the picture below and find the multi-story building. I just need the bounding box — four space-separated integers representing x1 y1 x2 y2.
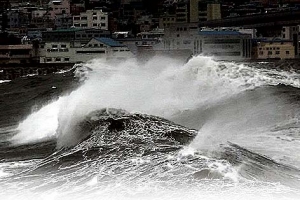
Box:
42 28 111 45
39 37 133 63
159 14 176 28
55 14 73 29
161 23 252 60
281 25 299 57
176 1 189 23
48 0 70 19
7 10 29 29
0 44 35 64
190 0 221 22
256 38 295 60
73 9 108 30
31 9 47 19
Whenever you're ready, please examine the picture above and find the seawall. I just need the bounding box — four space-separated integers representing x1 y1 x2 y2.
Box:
0 63 75 80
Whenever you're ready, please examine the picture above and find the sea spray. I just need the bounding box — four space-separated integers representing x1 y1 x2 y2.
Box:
9 56 300 149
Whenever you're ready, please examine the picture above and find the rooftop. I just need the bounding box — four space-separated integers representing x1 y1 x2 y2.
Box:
94 37 125 47
199 31 243 35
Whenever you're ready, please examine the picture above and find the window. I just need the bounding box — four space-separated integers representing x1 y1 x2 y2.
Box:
65 58 69 61
81 24 88 27
61 44 67 48
101 17 106 20
283 27 286 32
268 51 272 55
52 44 58 48
275 51 280 55
286 51 290 55
259 51 263 55
93 23 97 27
55 58 61 62
283 34 285 38
46 58 52 62
76 34 81 38
93 17 97 20
94 44 98 47
101 23 106 27
81 17 87 20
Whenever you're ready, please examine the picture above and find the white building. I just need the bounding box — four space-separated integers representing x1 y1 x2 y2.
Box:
73 10 108 30
160 23 252 61
39 37 133 63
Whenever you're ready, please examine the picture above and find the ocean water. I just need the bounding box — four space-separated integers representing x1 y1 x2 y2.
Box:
1 55 300 200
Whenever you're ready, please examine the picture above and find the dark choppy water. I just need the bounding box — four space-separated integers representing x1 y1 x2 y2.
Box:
1 56 300 200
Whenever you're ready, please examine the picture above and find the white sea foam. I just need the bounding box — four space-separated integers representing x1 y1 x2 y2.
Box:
5 55 300 200
0 80 11 84
10 56 300 148
11 99 63 145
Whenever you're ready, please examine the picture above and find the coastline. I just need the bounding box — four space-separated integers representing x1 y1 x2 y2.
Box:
1 57 300 81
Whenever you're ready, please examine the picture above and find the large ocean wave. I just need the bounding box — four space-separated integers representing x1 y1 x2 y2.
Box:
1 55 300 200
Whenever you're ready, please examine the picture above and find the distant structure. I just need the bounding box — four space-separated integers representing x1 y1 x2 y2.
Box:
190 0 221 22
48 0 71 19
256 38 295 60
73 9 108 30
159 23 252 61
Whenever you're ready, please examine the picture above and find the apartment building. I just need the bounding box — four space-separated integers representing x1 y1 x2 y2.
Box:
190 0 221 22
162 23 252 60
73 9 108 30
256 39 295 60
39 37 133 63
48 0 70 19
282 26 299 57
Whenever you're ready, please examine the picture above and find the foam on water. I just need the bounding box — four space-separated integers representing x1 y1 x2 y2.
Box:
0 80 11 84
9 55 300 147
11 99 63 145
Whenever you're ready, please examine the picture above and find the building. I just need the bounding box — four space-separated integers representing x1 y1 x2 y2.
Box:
0 44 35 64
198 30 252 60
176 1 189 23
42 28 111 45
190 0 221 22
7 10 29 29
256 38 295 60
54 14 73 29
159 14 176 28
161 23 252 60
73 9 108 30
48 0 70 19
281 25 299 57
39 37 133 63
